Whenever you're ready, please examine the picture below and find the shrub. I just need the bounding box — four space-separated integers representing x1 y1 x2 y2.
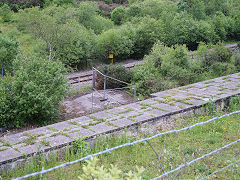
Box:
0 36 19 75
199 42 232 67
0 76 15 127
96 25 135 61
1 0 45 11
79 157 144 180
111 6 126 25
166 12 199 50
131 17 165 59
0 4 12 22
44 0 76 7
56 22 97 69
1 56 69 127
96 64 132 90
84 15 114 34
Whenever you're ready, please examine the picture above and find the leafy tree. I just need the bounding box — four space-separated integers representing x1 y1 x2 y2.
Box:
0 36 19 75
139 0 177 19
166 12 199 50
111 6 127 25
96 24 135 61
0 0 45 11
131 17 165 58
177 0 206 20
56 21 97 69
17 6 74 61
44 0 76 7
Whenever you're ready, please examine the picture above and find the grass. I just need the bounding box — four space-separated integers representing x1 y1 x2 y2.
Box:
1 97 240 179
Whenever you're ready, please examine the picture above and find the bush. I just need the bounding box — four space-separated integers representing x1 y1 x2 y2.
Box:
56 22 97 69
1 0 45 11
0 4 12 22
96 65 132 90
166 12 199 50
0 76 15 127
131 17 165 59
96 24 135 61
0 56 69 127
111 6 126 25
79 157 144 180
160 44 197 85
44 0 76 7
199 42 232 67
0 36 19 74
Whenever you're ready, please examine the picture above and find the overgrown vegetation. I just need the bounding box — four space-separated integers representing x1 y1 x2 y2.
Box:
132 42 240 97
0 0 240 127
2 95 240 179
0 56 68 127
1 0 240 69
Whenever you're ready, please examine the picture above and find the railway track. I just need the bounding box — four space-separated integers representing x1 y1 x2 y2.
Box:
68 43 239 85
68 61 143 85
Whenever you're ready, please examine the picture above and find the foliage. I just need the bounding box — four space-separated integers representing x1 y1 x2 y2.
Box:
0 75 15 127
73 137 90 157
96 64 132 90
160 44 198 85
111 6 126 25
79 157 144 180
44 0 76 7
55 21 97 69
0 36 19 74
132 41 238 97
197 42 232 67
0 0 45 11
131 17 165 59
0 4 12 22
96 24 135 60
0 56 68 127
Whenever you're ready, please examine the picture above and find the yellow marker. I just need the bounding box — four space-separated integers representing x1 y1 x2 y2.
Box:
109 54 113 59
109 54 114 64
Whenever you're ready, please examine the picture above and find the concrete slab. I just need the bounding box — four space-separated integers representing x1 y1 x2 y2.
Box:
89 123 117 134
110 119 136 128
0 148 23 163
1 133 28 145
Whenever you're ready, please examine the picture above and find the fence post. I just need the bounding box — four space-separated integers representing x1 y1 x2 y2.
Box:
1 67 3 78
133 85 136 103
78 76 80 91
92 67 96 88
91 90 94 113
103 75 107 100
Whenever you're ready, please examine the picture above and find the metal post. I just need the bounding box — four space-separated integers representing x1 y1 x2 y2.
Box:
78 76 80 91
92 67 96 88
133 85 136 103
91 90 94 113
103 75 107 100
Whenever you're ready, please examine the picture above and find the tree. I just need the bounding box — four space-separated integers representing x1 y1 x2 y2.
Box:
18 6 74 61
111 6 126 25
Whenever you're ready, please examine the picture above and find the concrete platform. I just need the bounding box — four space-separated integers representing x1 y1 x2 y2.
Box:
1 72 240 170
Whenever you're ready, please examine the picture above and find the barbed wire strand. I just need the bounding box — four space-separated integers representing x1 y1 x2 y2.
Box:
12 110 240 180
151 139 240 180
199 159 240 180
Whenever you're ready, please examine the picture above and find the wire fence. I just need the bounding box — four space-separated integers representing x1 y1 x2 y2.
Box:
90 67 136 112
12 110 240 180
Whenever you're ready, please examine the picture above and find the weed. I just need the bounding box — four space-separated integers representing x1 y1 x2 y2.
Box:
41 141 50 146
